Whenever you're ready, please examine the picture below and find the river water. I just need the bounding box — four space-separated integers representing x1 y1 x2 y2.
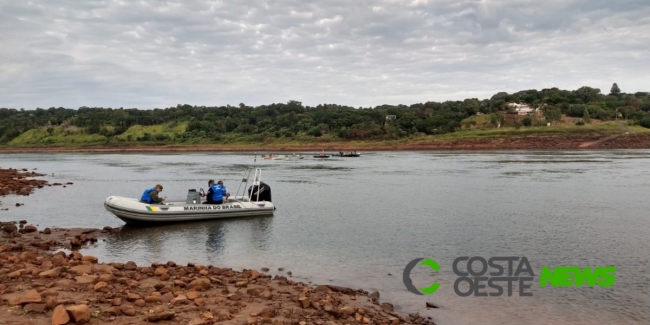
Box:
0 151 648 325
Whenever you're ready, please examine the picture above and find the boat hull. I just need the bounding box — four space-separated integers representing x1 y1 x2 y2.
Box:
104 196 274 224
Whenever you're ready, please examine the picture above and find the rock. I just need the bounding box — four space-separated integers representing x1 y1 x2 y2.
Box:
24 303 47 313
145 295 162 303
188 278 211 291
314 285 331 293
227 292 242 301
381 303 395 312
161 292 174 304
121 306 136 316
38 267 61 278
91 264 116 274
75 275 98 284
135 299 146 307
127 293 141 301
236 280 248 288
369 291 380 300
194 298 205 307
326 285 357 295
388 316 400 324
336 306 356 318
278 267 284 271
425 302 440 309
171 295 188 305
43 228 52 234
112 298 122 306
146 311 175 322
24 225 38 233
65 304 90 324
52 305 70 325
93 281 109 292
111 262 124 269
2 224 17 233
154 266 168 276
298 297 310 308
81 255 98 263
260 290 272 300
103 306 121 316
261 267 270 272
20 289 43 304
46 296 59 309
70 264 92 276
186 291 199 300
124 261 137 270
98 273 114 282
51 255 68 267
260 307 276 318
216 309 231 320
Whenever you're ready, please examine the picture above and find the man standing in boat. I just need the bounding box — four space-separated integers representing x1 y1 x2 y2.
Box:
140 184 166 204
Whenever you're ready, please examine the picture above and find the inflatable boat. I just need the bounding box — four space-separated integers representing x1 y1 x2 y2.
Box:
104 168 274 224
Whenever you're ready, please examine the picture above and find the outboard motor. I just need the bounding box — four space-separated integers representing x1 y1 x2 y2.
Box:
186 189 201 204
248 182 271 202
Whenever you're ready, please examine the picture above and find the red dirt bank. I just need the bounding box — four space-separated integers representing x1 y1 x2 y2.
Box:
1 135 650 153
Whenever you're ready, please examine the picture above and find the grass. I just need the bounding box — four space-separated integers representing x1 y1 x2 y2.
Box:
8 126 107 146
3 120 649 149
436 121 650 140
114 122 188 141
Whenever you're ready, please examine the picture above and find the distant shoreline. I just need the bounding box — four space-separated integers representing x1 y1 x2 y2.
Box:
1 134 650 153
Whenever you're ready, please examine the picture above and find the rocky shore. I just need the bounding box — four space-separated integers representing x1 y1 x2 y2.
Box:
0 167 49 196
0 221 435 325
0 167 74 211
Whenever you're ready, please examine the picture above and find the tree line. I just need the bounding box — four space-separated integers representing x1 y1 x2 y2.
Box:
1 84 649 144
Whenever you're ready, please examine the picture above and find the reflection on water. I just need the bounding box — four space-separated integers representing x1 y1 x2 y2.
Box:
100 217 275 265
1 150 649 325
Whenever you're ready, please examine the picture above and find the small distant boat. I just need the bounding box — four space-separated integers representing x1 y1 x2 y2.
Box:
313 154 330 158
337 151 361 157
286 153 304 160
262 154 284 160
262 154 303 160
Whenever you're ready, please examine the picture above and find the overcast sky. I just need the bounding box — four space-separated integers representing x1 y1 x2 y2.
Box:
1 0 648 109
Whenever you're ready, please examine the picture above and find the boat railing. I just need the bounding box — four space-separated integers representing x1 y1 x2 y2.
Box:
232 167 263 203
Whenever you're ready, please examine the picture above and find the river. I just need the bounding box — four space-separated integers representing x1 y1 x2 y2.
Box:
0 150 648 325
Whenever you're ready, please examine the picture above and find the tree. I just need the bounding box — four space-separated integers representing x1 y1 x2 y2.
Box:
610 83 621 97
583 108 591 124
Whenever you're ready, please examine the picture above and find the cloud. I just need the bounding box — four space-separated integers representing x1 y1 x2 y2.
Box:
0 0 648 109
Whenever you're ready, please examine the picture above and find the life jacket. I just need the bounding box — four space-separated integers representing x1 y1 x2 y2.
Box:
140 186 156 203
209 184 223 202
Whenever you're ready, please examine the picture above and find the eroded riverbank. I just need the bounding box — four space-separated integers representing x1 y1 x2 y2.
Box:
1 134 650 153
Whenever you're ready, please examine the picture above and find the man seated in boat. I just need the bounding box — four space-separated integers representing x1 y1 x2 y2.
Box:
201 180 217 204
217 180 231 203
202 180 229 204
140 184 166 204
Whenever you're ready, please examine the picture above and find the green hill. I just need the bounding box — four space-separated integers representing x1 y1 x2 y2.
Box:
114 122 188 141
9 126 107 146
